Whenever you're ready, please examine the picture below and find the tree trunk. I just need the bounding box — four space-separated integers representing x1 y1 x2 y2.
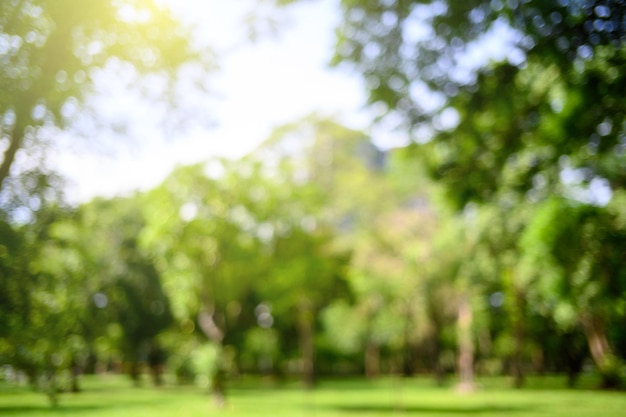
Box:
401 303 415 377
198 307 228 406
581 314 621 388
70 357 81 393
212 347 226 408
129 361 141 386
46 368 58 407
298 299 315 389
0 121 25 192
148 344 165 387
431 325 445 386
511 288 525 388
566 355 584 388
563 332 585 388
364 339 380 378
456 296 474 392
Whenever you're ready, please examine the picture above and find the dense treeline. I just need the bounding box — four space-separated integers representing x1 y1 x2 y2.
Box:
2 117 625 404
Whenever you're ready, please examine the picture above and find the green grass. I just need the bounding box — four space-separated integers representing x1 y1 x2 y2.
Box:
1 374 625 417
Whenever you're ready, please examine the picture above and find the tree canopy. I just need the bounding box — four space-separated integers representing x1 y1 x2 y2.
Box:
333 0 626 208
331 0 626 387
0 0 212 197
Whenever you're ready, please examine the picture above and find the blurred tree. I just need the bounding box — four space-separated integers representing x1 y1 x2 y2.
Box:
3 194 174 400
520 196 626 387
425 208 484 391
140 160 277 404
261 222 349 388
74 197 174 386
443 201 537 388
256 115 392 238
0 220 40 386
346 204 444 378
0 203 87 405
332 0 626 386
255 116 391 382
333 0 625 206
0 0 211 193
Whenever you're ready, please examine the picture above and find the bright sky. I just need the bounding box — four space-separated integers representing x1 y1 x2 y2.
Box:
53 0 369 203
50 0 611 206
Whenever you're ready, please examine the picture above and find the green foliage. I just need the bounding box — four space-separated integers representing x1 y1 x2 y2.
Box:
334 0 626 207
139 151 353 389
0 204 88 388
321 301 366 355
241 328 279 372
0 193 175 398
332 0 626 385
0 0 212 200
141 160 272 328
520 198 626 327
189 343 220 385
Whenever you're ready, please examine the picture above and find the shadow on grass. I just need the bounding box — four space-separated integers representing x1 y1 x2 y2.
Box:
0 396 180 416
0 404 106 415
324 404 535 414
0 390 178 415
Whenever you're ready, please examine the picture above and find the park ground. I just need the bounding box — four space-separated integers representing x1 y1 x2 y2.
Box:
1 374 625 417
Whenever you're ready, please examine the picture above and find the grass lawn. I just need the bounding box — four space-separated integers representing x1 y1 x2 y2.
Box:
1 374 625 417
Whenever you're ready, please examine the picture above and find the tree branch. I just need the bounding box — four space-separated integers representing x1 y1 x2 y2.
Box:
0 121 25 193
